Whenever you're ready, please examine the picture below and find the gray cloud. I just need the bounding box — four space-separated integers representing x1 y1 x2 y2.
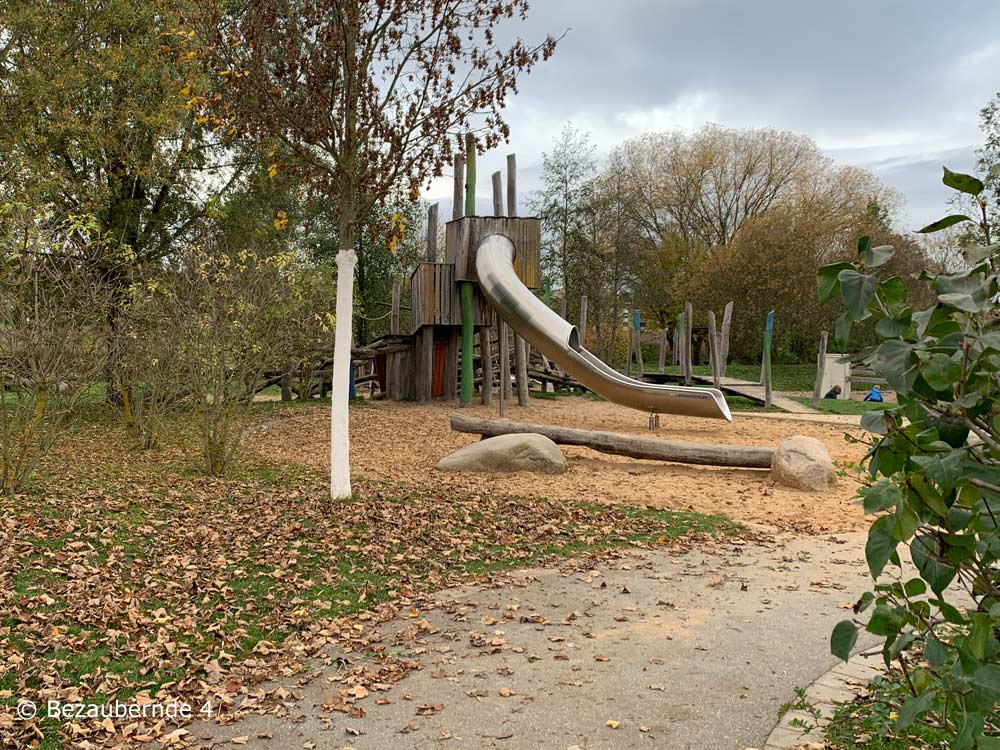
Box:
427 0 999 230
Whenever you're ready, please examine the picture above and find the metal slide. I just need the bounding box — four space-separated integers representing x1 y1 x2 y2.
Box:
475 234 732 421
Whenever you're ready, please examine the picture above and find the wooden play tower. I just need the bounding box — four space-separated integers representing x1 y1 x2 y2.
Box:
375 139 542 406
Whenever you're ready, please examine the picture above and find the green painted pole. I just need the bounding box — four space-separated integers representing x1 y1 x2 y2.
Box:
459 132 477 406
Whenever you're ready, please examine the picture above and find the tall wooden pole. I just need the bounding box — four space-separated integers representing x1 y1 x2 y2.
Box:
658 329 667 373
506 154 517 217
707 310 721 389
459 133 476 406
763 310 775 409
452 154 464 220
578 295 588 346
720 301 733 376
684 302 694 385
426 203 438 262
490 170 506 415
508 153 528 406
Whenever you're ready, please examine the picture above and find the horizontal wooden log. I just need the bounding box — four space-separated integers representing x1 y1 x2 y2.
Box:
449 414 773 468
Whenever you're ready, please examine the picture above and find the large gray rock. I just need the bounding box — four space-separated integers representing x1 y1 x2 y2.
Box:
437 433 568 474
771 435 837 491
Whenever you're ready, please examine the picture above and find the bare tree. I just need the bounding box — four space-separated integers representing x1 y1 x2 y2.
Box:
208 0 558 498
0 215 109 493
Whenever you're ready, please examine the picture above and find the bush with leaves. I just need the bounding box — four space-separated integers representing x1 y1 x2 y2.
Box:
161 243 288 474
820 166 1000 748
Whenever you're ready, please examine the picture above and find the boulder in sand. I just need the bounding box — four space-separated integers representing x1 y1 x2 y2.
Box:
437 433 568 475
771 435 837 491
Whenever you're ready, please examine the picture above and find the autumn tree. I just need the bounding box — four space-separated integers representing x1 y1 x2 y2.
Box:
211 0 557 498
531 124 597 311
0 0 236 399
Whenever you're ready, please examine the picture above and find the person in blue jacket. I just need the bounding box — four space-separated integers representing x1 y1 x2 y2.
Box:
863 385 884 403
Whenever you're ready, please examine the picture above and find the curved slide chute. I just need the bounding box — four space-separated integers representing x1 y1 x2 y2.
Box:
475 234 732 421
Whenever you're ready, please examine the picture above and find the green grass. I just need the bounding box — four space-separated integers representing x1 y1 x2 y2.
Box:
824 673 953 749
661 363 819 391
790 396 890 415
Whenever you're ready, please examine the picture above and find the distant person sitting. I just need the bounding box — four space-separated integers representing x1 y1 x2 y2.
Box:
823 384 842 400
863 385 884 403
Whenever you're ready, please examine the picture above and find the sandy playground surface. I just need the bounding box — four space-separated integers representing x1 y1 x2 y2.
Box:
255 396 872 534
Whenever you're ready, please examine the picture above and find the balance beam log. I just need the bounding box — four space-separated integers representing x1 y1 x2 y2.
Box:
449 414 772 468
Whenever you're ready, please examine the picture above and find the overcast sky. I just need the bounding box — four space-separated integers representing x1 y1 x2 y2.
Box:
425 0 1000 233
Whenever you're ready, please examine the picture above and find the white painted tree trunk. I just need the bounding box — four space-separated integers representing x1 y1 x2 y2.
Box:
330 248 358 499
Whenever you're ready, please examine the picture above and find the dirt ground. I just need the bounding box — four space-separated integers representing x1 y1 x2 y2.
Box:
255 396 871 533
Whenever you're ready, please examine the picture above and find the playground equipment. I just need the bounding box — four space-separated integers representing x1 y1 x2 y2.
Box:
343 140 731 421
475 234 731 420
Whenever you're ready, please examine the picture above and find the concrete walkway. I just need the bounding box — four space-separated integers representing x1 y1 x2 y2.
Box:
185 532 876 750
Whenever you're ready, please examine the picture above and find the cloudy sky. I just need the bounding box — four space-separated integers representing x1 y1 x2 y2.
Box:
426 0 1000 232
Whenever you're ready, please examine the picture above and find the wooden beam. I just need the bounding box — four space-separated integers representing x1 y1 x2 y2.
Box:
578 295 588 344
450 414 773 468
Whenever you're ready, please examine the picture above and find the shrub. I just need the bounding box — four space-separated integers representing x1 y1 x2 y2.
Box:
821 166 1000 747
0 221 108 493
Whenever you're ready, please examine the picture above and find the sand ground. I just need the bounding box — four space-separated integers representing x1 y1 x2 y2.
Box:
255 396 871 533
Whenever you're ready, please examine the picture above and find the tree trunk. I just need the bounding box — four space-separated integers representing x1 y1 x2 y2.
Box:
449 414 773 468
330 234 358 499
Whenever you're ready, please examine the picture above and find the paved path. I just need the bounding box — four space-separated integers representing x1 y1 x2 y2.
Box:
186 532 875 750
695 376 819 415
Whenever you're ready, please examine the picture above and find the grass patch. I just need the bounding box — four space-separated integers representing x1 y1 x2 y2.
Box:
3 415 744 748
824 672 953 749
662 363 818 391
790 397 890 415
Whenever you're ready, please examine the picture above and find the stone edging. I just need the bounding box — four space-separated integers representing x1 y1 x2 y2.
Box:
762 650 884 750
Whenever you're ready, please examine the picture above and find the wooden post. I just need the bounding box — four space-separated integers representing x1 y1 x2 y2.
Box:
492 171 504 216
560 296 567 320
676 312 685 373
480 327 493 405
658 329 667 373
707 310 721 389
672 325 680 366
632 309 644 378
506 154 517 217
720 301 733 375
498 321 510 415
491 171 506 414
444 329 460 400
416 328 433 403
506 151 527 405
625 327 633 377
515 335 529 405
812 330 829 409
390 281 400 335
458 133 476 406
762 310 775 409
452 154 464 220
684 302 694 385
578 295 588 345
426 203 438 262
